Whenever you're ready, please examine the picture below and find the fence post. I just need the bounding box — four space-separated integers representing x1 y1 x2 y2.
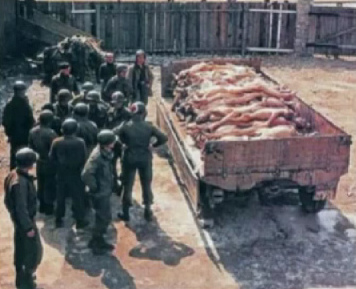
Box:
295 0 312 56
241 3 248 56
180 4 187 56
96 4 100 39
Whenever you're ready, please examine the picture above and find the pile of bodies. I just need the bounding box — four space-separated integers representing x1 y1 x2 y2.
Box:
40 35 105 83
171 62 313 149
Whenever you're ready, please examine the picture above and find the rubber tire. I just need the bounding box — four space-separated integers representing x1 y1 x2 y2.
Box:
299 188 326 213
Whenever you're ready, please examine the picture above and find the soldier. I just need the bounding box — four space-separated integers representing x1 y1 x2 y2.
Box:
49 118 88 229
4 148 43 289
86 90 109 129
73 103 99 154
107 91 132 195
70 81 94 106
2 81 35 170
116 102 167 222
127 50 154 105
50 62 80 103
82 130 117 254
29 110 57 215
53 89 73 135
104 64 132 103
99 53 116 100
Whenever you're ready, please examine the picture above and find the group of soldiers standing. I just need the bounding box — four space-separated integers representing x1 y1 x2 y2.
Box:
2 50 167 289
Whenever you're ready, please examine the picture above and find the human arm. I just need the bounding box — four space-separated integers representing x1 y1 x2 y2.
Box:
151 125 168 148
81 155 98 193
50 78 57 104
13 183 34 233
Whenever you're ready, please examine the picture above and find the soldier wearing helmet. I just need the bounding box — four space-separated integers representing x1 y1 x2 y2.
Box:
85 90 109 129
127 50 154 105
4 147 43 289
115 101 167 222
49 118 88 229
2 80 35 169
50 62 80 103
29 110 57 215
103 63 132 103
82 130 117 254
53 88 73 135
106 91 132 196
73 103 98 154
70 81 95 107
99 53 116 99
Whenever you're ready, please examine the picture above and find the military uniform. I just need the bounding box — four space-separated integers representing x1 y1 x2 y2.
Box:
4 158 43 289
99 62 116 99
127 64 153 105
104 75 132 103
29 123 57 214
49 124 88 228
88 102 108 130
70 82 94 107
2 85 35 170
116 112 167 219
50 72 80 103
75 117 98 154
82 130 117 253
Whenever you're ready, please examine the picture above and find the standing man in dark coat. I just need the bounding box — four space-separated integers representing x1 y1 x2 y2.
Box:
73 103 99 155
99 53 116 101
104 64 132 103
29 110 57 215
107 91 132 195
50 62 80 103
53 89 73 136
49 118 88 229
116 102 167 222
82 130 117 254
2 81 35 170
4 148 43 289
127 50 154 105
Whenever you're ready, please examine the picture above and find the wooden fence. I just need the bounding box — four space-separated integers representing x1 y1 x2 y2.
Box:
36 2 297 54
308 6 356 56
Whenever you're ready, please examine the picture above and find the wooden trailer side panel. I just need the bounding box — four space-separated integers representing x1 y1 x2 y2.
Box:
156 101 200 210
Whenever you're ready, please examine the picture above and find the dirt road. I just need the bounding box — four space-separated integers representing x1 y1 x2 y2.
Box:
1 56 356 289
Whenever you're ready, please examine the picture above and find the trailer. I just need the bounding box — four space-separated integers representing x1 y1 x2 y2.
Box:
156 58 351 220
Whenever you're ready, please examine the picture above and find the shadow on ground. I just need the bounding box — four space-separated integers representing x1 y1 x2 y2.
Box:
124 201 195 266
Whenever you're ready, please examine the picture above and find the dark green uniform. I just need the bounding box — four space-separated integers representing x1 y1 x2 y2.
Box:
127 64 153 105
49 135 87 225
2 96 35 169
75 116 98 154
29 125 57 214
116 118 167 208
88 102 108 130
107 107 132 194
50 72 80 103
99 62 116 99
82 146 114 240
104 75 132 103
4 169 43 289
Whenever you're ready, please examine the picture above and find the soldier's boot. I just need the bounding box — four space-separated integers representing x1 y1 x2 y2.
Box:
118 205 130 222
144 206 153 222
22 271 37 289
15 269 24 289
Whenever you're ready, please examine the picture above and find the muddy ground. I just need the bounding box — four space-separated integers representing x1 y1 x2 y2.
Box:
1 55 356 289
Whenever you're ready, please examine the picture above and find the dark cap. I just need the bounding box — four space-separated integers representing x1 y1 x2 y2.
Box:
16 147 37 168
39 109 54 125
59 62 70 69
97 130 117 146
82 81 94 91
61 118 78 135
57 89 72 101
13 80 27 91
86 90 101 102
74 103 89 117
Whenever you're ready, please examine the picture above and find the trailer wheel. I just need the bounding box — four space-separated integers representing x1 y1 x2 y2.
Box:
299 187 326 213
